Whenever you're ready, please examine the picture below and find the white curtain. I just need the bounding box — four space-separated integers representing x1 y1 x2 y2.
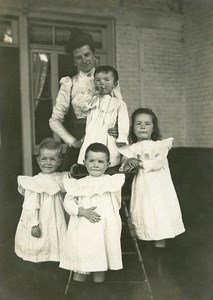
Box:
33 53 48 110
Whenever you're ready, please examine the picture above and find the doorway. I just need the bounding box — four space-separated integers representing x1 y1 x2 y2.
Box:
0 47 22 204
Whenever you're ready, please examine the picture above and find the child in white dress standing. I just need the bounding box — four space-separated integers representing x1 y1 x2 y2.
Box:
60 143 125 283
77 65 129 170
119 108 185 248
15 138 68 263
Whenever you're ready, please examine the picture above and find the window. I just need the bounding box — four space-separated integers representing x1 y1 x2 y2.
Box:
0 17 18 45
32 52 52 145
29 18 115 154
29 22 106 50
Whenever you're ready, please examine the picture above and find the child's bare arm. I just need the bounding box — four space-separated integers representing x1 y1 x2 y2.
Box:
78 207 101 223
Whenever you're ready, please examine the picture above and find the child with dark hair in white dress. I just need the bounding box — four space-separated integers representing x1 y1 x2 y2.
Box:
119 108 185 248
60 143 125 283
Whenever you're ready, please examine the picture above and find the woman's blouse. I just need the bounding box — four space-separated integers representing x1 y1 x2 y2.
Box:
49 69 95 146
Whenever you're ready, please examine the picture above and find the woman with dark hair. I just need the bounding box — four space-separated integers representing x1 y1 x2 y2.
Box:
49 28 117 170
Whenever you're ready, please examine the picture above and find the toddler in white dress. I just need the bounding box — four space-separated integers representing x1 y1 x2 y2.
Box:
15 138 68 263
60 143 125 283
77 65 129 169
119 108 185 248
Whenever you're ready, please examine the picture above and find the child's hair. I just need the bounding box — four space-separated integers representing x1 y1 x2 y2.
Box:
130 108 162 143
85 143 110 162
38 138 63 158
94 65 119 83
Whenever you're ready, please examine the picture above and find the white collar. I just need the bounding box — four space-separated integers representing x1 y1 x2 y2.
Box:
79 68 95 78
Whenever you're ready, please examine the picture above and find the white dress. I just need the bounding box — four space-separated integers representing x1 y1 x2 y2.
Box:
59 174 125 274
119 138 185 241
77 90 129 167
15 172 68 263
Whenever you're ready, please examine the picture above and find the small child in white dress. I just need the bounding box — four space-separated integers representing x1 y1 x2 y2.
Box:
119 108 185 248
77 65 129 169
15 138 68 263
60 143 125 283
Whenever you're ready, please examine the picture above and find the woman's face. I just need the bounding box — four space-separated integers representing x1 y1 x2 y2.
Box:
73 45 95 73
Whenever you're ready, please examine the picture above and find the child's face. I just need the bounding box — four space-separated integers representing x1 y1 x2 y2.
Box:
94 71 117 95
37 149 62 174
84 151 110 177
134 113 154 141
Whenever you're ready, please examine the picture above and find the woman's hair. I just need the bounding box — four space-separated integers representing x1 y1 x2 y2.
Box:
66 27 95 55
130 108 162 143
38 138 63 158
85 143 110 162
94 65 119 83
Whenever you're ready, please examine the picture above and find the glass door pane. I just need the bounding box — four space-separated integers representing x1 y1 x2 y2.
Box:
32 52 53 144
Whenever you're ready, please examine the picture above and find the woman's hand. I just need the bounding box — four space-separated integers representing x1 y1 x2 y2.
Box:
31 225 41 238
78 206 101 223
72 139 84 149
108 126 118 139
116 142 127 148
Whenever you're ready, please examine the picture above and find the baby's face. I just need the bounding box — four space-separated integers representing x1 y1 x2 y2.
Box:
94 71 117 95
37 149 61 174
84 151 110 177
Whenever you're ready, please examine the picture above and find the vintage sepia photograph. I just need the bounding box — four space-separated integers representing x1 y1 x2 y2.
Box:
0 0 212 299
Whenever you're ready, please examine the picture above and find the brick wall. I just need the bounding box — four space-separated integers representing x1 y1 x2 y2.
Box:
116 25 185 147
116 25 141 115
139 28 185 146
183 0 213 147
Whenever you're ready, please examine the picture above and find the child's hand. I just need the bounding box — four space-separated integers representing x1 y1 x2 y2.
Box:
31 225 41 238
123 158 139 171
78 206 101 223
136 154 143 167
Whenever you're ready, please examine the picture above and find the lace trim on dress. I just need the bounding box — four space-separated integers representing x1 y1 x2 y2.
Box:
17 173 63 195
119 138 174 159
64 174 125 197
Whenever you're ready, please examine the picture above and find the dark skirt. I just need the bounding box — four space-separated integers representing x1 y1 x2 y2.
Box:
62 118 86 171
